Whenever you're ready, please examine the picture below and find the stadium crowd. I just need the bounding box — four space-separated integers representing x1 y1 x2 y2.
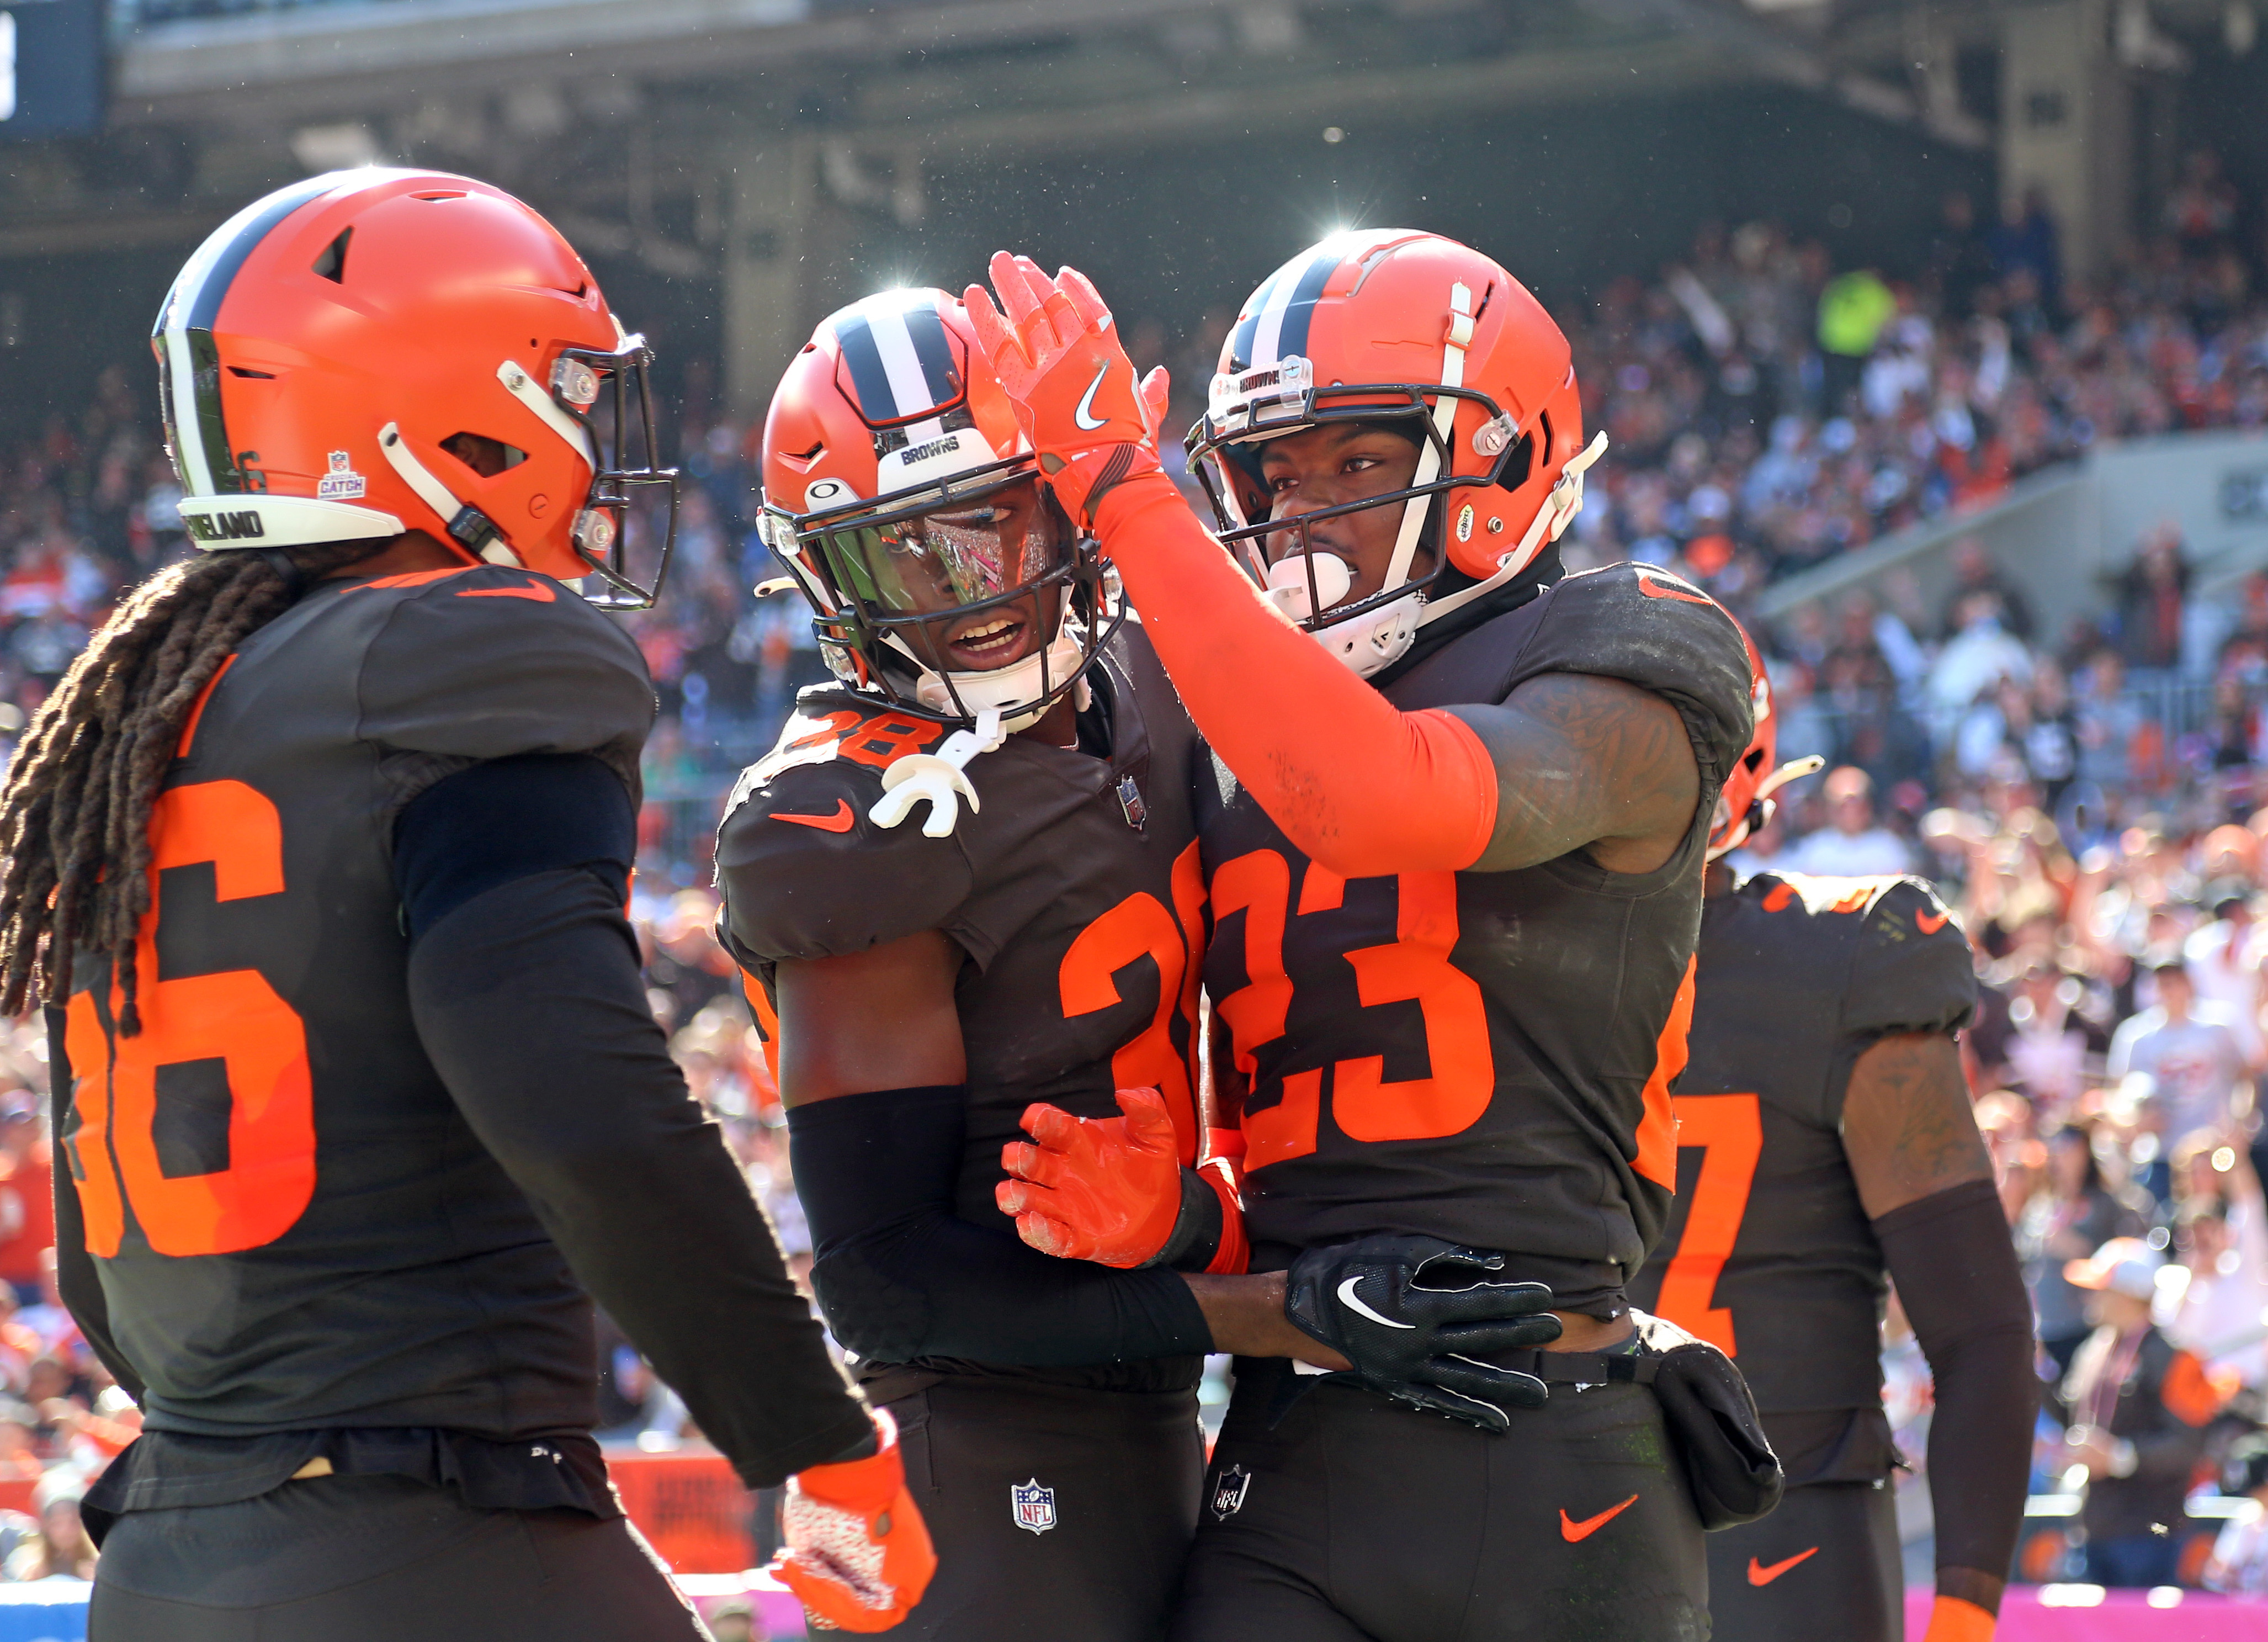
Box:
11 157 2268 1590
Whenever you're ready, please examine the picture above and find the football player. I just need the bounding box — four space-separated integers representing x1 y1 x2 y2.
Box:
0 172 931 1641
1625 635 2034 1642
970 235 1756 1638
719 285 1555 1642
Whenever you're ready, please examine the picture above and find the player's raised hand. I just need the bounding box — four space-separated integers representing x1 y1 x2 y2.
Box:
770 1409 937 1633
964 252 1164 527
997 1089 1183 1267
1285 1234 1564 1431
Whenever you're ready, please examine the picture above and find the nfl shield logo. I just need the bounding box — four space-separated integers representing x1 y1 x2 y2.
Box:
1211 1464 1251 1521
1011 1477 1056 1534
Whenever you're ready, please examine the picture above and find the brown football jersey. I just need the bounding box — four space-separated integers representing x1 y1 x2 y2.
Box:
59 565 652 1442
1202 562 1754 1314
716 620 1208 1383
1627 871 1976 1424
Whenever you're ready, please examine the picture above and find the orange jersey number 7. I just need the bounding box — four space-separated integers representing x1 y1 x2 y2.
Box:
1650 1093 1763 1357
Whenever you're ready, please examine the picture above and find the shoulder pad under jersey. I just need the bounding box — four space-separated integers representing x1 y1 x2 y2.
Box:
1741 871 1975 1041
1512 562 1754 781
716 695 976 965
353 566 654 770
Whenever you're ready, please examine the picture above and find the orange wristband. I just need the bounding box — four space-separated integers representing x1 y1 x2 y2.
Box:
1924 1594 1995 1642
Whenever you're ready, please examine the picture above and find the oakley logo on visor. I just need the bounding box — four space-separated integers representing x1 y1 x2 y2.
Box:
804 478 856 510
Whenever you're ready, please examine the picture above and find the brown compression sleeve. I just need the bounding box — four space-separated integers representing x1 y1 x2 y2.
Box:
1873 1177 2035 1600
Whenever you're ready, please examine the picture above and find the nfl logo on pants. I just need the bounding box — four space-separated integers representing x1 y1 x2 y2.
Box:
1011 1478 1056 1534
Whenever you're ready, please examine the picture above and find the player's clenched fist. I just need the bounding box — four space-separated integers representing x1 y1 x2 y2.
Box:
999 1089 1249 1273
770 1410 936 1633
963 252 1168 528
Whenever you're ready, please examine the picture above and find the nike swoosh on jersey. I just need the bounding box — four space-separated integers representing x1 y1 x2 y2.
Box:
1634 572 1714 606
1746 1546 1819 1586
1073 361 1113 431
458 581 557 602
772 800 856 833
1336 1276 1415 1330
1559 1494 1639 1543
1915 909 1950 934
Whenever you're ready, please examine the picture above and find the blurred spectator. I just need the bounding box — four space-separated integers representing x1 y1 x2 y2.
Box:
2118 525 2191 672
2161 1142 2268 1391
2059 1237 2219 1587
1990 964 2102 1110
1941 537 2036 643
5 1472 95 1581
1929 591 2033 718
2021 1123 2149 1375
1783 766 1912 876
2186 891 2266 1067
0 1100 52 1306
2107 956 2249 1149
2204 1434 2268 1595
1989 187 2062 308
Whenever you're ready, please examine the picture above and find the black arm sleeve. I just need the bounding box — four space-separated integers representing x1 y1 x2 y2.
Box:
1873 1177 2036 1584
44 1007 144 1406
788 1086 1213 1365
400 767 873 1489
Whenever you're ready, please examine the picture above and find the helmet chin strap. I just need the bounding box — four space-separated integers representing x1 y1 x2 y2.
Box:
1415 428 1609 631
377 423 524 568
1378 281 1474 601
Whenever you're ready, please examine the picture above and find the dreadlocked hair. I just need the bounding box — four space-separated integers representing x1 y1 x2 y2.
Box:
0 540 384 1034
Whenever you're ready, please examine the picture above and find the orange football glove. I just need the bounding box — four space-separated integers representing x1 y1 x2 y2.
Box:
996 1089 1247 1273
768 1409 936 1634
963 252 1163 529
1922 1595 1995 1642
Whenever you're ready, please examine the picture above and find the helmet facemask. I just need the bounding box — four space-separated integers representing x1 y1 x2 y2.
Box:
1191 382 1541 677
548 336 679 610
768 464 1118 730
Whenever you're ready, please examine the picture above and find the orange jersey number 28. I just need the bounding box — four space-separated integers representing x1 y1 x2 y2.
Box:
65 780 316 1259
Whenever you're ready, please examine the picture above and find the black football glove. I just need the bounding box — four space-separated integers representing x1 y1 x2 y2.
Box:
1284 1234 1561 1431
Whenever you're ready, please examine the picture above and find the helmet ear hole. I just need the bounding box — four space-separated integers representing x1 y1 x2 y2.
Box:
440 432 527 478
1493 431 1534 495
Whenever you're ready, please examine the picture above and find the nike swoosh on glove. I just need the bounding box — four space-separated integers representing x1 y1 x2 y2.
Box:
769 1408 937 1633
997 1089 1247 1273
964 252 1165 528
1284 1234 1563 1431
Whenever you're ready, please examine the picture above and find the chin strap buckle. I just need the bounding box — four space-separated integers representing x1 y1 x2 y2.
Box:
868 710 1007 838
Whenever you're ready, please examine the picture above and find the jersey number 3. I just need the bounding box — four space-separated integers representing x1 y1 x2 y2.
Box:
63 781 316 1258
1651 1093 1762 1356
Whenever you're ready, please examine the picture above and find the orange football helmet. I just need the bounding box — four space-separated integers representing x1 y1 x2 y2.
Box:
757 287 1114 727
153 169 676 606
1708 623 1825 862
1188 229 1607 675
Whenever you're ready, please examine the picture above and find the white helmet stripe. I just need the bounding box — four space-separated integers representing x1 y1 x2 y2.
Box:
156 170 366 495
865 301 942 425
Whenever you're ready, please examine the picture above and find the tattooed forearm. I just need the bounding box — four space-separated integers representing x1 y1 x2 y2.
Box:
1841 1032 1993 1219
1449 672 1701 875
